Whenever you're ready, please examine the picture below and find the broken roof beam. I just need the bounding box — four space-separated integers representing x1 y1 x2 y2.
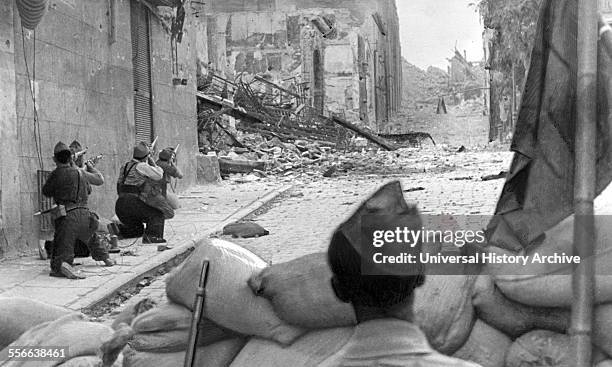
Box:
252 76 302 99
197 92 267 125
328 116 397 151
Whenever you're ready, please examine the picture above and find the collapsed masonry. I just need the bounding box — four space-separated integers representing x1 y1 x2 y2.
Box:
193 0 403 130
196 71 408 178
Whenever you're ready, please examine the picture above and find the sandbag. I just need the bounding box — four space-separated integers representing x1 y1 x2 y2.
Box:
0 314 114 367
129 319 234 353
452 320 512 367
248 252 357 329
165 238 303 345
123 338 246 367
0 298 73 350
390 275 477 355
488 215 612 307
130 302 192 333
597 361 612 367
230 328 355 367
111 298 157 331
100 324 132 367
505 330 607 367
56 355 122 367
593 304 612 357
471 275 569 338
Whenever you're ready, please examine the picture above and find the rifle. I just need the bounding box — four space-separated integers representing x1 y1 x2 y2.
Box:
150 136 159 152
184 260 210 367
85 154 104 167
172 144 180 162
33 205 58 216
74 148 88 160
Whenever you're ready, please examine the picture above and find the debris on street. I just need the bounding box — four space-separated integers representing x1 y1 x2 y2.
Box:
482 171 508 181
222 222 270 239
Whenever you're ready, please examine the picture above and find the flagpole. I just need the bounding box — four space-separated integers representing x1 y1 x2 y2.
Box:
572 0 598 365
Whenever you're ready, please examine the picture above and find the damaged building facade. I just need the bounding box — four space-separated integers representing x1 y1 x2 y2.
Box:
0 0 199 257
196 0 402 132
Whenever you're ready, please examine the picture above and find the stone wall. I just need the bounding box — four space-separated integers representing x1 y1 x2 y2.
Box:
1 0 198 257
0 1 19 257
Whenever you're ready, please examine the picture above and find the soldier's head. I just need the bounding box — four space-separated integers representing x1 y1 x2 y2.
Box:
53 142 72 165
133 142 150 162
158 147 175 162
328 230 425 311
70 140 84 167
327 181 425 319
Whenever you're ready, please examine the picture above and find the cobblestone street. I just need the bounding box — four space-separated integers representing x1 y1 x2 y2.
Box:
98 145 612 323
98 148 516 321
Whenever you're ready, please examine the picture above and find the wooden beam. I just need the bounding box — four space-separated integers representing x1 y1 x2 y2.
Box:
329 116 397 151
571 0 598 365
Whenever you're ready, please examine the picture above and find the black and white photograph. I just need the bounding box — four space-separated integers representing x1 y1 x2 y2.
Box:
0 0 610 366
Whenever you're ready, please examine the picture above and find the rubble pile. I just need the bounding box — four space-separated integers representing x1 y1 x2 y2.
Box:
402 58 449 106
214 132 510 182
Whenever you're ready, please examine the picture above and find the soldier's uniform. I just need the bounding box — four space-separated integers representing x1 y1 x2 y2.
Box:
68 140 111 262
156 147 183 197
114 142 166 243
42 142 103 278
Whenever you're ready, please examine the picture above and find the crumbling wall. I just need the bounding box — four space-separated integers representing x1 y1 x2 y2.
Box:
201 0 402 132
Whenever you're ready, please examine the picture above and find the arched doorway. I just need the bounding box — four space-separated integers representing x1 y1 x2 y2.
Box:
312 49 324 113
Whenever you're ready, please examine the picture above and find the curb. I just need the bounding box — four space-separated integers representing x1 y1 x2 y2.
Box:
70 184 293 312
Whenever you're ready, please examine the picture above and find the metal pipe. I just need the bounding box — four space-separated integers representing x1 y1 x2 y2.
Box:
571 0 598 365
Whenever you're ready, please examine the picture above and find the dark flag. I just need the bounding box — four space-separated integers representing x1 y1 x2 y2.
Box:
486 0 612 252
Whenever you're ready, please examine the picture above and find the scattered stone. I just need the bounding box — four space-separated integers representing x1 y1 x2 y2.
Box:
322 166 336 178
457 146 466 153
482 171 508 181
404 187 426 192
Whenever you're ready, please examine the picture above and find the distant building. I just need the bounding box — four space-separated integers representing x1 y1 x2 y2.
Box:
196 0 403 132
447 49 485 103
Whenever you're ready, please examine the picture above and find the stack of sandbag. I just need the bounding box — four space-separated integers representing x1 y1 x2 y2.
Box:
127 301 237 353
165 238 304 345
249 252 477 355
0 313 114 367
111 298 157 331
452 320 512 367
505 330 608 367
481 214 612 362
0 297 73 350
486 215 612 308
247 252 357 329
